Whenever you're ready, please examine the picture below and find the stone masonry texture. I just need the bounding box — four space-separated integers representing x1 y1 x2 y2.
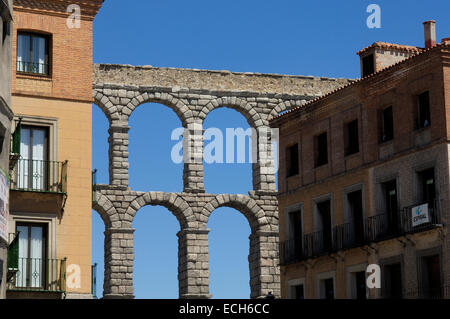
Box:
92 63 351 299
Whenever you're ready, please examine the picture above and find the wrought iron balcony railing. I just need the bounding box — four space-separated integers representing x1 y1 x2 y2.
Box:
365 213 402 243
7 257 67 293
279 236 306 265
91 263 98 299
401 285 450 299
16 61 49 76
92 169 98 203
280 200 442 265
10 158 68 193
400 200 441 234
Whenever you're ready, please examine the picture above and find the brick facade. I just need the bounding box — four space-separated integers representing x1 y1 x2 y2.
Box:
7 0 103 299
272 43 450 299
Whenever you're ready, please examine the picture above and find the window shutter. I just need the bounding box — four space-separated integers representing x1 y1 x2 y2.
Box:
7 233 19 270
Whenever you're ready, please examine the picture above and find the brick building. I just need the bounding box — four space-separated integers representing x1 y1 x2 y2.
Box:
0 0 13 300
271 21 450 299
5 0 103 298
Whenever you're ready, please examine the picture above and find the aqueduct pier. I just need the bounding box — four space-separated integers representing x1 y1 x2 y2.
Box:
91 63 351 298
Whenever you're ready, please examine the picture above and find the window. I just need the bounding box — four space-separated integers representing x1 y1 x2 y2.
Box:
418 168 435 204
320 278 334 299
286 144 299 177
345 120 359 156
380 106 394 143
419 255 441 298
17 126 49 190
347 190 364 245
383 180 399 235
383 263 402 298
287 210 303 260
315 132 328 167
291 284 304 299
316 200 332 252
362 54 375 77
16 223 48 288
347 267 368 299
417 91 431 129
17 32 50 75
354 271 367 299
288 279 305 299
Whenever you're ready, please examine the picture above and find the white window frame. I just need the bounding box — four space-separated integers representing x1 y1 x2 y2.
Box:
285 203 304 240
346 263 369 299
316 270 336 299
287 278 306 299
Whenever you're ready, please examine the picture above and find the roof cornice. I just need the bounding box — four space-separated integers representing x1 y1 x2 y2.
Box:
13 0 104 20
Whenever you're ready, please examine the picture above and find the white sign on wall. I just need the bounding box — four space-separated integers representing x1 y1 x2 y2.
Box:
411 203 429 227
0 168 9 243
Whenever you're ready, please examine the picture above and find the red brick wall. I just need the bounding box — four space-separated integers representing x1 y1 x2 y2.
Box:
12 7 95 102
275 48 448 195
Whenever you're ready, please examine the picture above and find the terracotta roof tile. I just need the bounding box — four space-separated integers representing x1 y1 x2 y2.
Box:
271 43 448 122
356 41 423 56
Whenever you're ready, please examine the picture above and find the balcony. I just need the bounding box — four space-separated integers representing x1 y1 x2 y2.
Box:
7 257 67 295
280 200 442 265
11 158 67 193
92 169 97 203
402 285 450 299
9 158 68 216
16 61 50 76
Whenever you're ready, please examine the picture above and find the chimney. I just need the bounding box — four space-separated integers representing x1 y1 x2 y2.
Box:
423 20 436 49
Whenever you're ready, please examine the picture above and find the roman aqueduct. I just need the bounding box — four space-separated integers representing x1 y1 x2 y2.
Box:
91 63 350 299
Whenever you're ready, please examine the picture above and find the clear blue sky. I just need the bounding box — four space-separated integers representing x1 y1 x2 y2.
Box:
91 0 450 299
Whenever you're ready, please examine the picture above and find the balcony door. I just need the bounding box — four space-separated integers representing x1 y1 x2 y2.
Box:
16 223 47 289
384 180 399 235
347 190 364 245
420 255 442 298
383 263 402 298
420 168 436 204
18 126 49 191
288 210 303 260
317 200 332 252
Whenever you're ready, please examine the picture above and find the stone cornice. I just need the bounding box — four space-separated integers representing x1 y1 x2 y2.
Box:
94 63 351 96
13 0 104 20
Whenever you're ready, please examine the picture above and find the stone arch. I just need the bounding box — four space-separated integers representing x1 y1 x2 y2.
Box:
267 99 307 121
199 97 263 129
92 192 117 228
93 90 120 123
201 194 273 232
126 92 192 127
125 192 196 229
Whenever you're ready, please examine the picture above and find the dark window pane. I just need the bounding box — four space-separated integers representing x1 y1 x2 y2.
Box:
286 144 299 177
420 168 435 203
324 278 334 299
288 210 303 259
362 54 375 77
348 190 364 244
17 32 49 75
315 132 328 167
355 271 367 299
317 200 332 251
383 180 399 235
345 120 359 156
384 263 402 298
381 106 394 142
421 255 441 298
295 284 304 299
417 91 430 129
